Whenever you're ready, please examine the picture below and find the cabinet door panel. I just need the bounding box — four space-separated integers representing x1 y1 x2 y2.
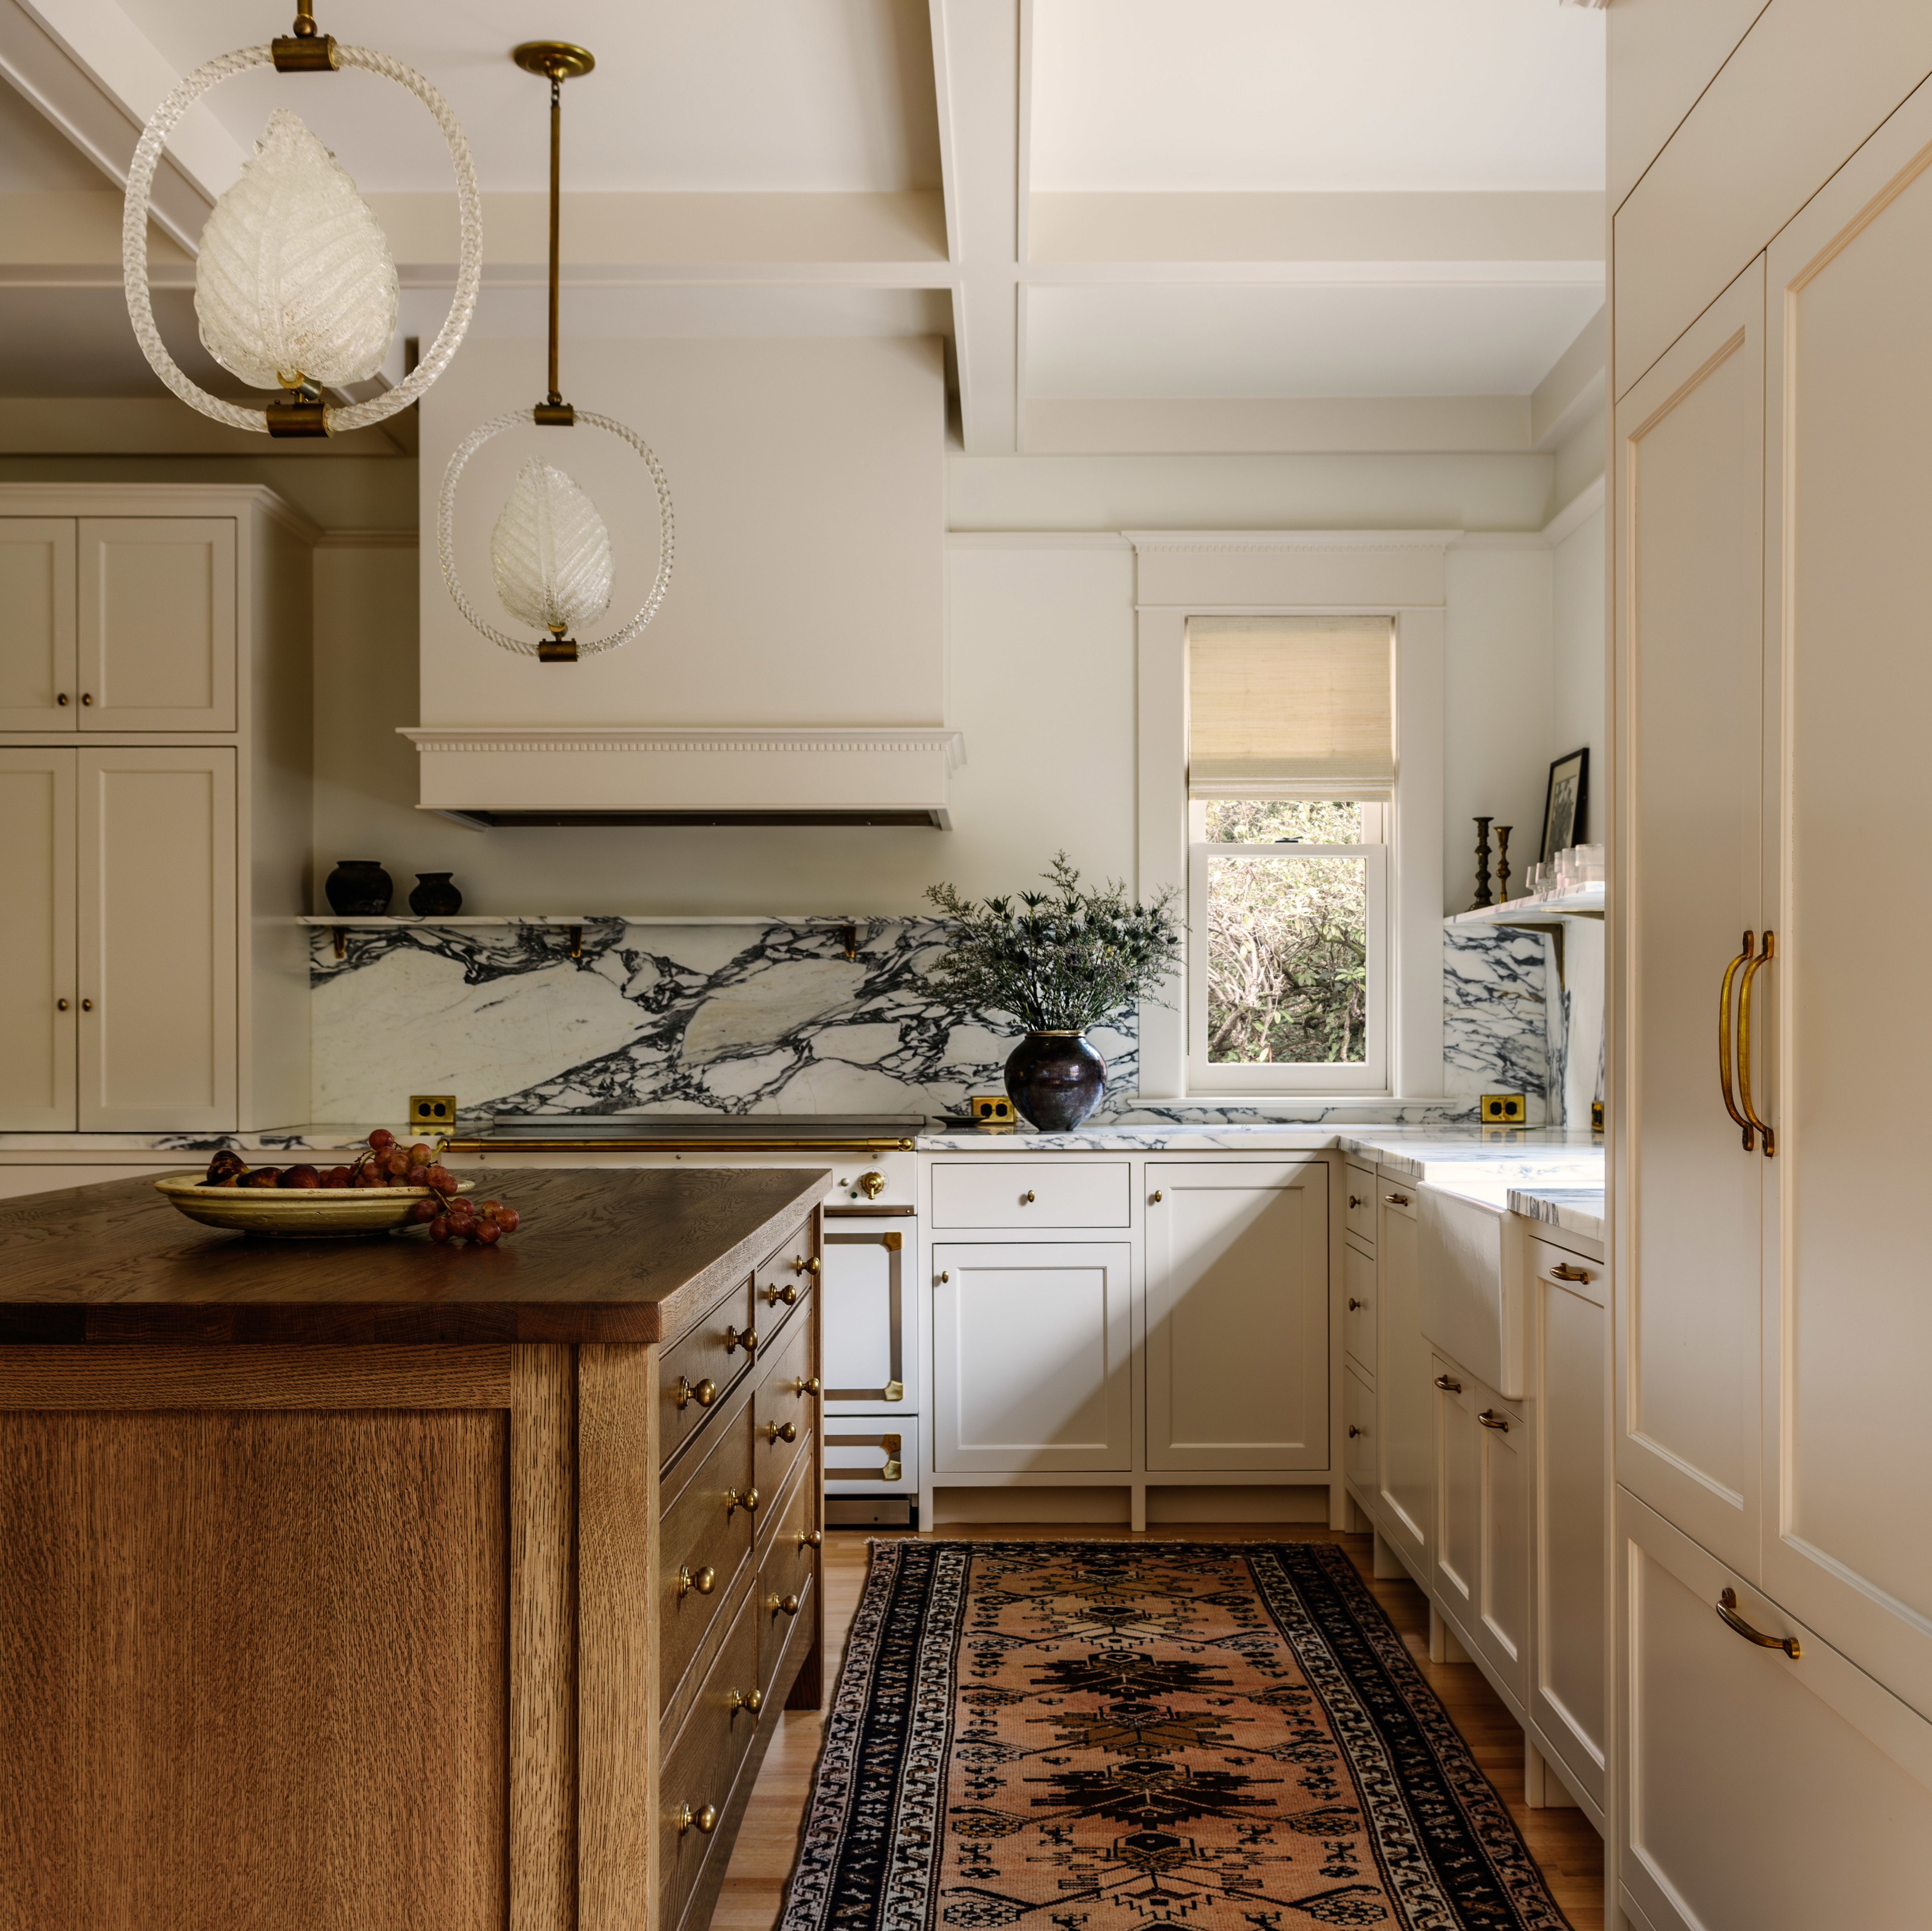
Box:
822 1227 911 1410
1342 1240 1375 1377
1615 261 1765 1577
932 1243 1131 1472
1432 1356 1479 1629
1473 1387 1530 1706
0 750 76 1129
0 519 76 730
1144 1162 1327 1471
1760 88 1932 1721
1374 1193 1430 1569
77 519 235 731
1343 1369 1375 1495
1619 1491 1932 1931
76 747 236 1131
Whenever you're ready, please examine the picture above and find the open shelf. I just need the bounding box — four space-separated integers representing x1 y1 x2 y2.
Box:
1444 884 1604 927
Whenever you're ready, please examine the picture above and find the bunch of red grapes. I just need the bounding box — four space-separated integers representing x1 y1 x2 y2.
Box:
201 1127 521 1244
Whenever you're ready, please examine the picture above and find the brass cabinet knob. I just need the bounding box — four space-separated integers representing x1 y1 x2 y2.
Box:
1348 1424 1364 1438
1434 1374 1462 1393
676 1802 717 1835
677 1564 716 1598
791 1253 821 1274
1020 1189 1036 1204
728 1687 764 1713
765 1592 800 1616
764 1283 798 1306
1348 1194 1365 1209
55 692 69 706
937 1271 950 1284
81 998 94 1012
764 1419 797 1444
79 693 92 706
676 1376 717 1410
56 998 69 1012
726 1487 760 1516
1149 1189 1162 1203
1347 1298 1363 1311
1550 1263 1594 1283
791 1375 821 1399
857 1170 886 1199
1477 1409 1510 1432
725 1325 758 1354
794 1527 822 1549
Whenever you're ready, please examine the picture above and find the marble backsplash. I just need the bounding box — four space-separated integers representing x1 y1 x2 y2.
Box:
310 918 1566 1126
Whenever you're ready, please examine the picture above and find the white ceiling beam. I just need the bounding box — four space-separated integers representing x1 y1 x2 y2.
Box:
1024 395 1533 457
1530 303 1606 448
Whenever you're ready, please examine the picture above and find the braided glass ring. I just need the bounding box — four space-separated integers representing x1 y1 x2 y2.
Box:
122 44 482 435
438 408 676 657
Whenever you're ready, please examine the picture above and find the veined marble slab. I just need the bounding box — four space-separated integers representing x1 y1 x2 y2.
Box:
1509 1185 1606 1243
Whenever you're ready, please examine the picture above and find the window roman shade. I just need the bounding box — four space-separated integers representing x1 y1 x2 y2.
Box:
1186 615 1395 798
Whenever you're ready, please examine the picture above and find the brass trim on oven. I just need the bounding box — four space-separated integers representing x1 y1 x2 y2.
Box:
824 1226 907 1403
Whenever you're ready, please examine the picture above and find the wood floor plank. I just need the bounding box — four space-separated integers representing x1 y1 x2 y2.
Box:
709 1523 1604 1931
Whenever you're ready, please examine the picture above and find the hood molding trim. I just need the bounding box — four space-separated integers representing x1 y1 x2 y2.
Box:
400 727 965 766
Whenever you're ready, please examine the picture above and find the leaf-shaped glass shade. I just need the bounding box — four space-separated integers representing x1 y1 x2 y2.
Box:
490 459 615 636
194 108 398 390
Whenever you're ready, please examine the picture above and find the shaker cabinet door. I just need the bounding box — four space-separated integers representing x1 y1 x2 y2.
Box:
0 519 77 731
1143 1161 1328 1471
1374 1185 1431 1573
0 749 76 1129
75 747 236 1131
76 518 235 731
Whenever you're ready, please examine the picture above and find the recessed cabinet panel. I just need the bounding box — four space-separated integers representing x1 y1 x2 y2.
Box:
1432 1356 1479 1627
1343 1240 1375 1376
1473 1389 1530 1705
932 1242 1131 1472
930 1161 1129 1227
1343 1369 1375 1494
1374 1190 1431 1568
1143 1161 1328 1471
0 519 76 730
76 747 237 1132
77 519 235 731
0 750 76 1129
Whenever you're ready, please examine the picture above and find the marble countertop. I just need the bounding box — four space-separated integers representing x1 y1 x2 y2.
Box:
1507 1186 1605 1243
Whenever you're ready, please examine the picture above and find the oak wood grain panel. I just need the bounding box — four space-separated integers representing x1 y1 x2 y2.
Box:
749 1303 815 1522
0 1345 511 1408
511 1346 576 1931
0 1169 831 1344
579 1342 659 1931
756 1456 820 1715
0 1407 507 1931
661 1276 756 1468
660 1386 757 1730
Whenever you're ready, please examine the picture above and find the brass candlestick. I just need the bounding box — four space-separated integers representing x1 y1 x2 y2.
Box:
1471 816 1494 909
1495 824 1513 903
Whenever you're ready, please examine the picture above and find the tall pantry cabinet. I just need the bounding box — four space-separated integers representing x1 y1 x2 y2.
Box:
0 489 314 1134
1612 10 1932 1926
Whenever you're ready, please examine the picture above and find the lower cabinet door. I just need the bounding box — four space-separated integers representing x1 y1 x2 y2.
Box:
1471 1383 1530 1706
1143 1161 1329 1471
1432 1356 1480 1632
1620 1490 1932 1931
932 1242 1132 1472
0 750 76 1130
1375 1188 1431 1571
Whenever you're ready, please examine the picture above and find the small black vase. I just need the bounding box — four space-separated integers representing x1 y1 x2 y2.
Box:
325 860 392 916
1004 1031 1106 1132
408 872 463 917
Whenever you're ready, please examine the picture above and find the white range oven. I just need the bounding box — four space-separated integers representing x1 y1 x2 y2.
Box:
450 1115 923 1527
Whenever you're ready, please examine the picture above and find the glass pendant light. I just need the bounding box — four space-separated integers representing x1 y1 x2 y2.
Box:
122 2 482 437
437 43 674 663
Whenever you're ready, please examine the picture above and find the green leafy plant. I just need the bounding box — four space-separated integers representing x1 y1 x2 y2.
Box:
923 854 1182 1033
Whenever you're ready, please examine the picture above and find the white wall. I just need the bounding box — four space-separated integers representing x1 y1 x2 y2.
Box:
1552 505 1606 847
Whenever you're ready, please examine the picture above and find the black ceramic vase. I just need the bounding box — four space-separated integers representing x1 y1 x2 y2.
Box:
408 872 463 916
1004 1030 1106 1131
324 860 392 916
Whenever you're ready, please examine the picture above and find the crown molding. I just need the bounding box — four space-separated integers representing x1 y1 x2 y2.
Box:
1122 529 1464 552
400 727 964 769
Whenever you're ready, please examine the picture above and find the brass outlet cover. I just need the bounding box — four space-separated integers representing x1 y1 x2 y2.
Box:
1480 1093 1526 1124
410 1095 457 1131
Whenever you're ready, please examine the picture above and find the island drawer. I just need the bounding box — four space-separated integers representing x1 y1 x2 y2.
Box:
661 1583 762 1931
662 1276 759 1466
931 1160 1130 1227
755 1234 819 1328
660 1387 757 1701
758 1540 817 1711
751 1304 816 1511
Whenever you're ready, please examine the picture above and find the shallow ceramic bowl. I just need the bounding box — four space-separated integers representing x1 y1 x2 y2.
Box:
154 1174 474 1238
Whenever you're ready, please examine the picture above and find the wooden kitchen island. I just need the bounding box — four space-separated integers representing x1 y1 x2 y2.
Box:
0 1165 831 1931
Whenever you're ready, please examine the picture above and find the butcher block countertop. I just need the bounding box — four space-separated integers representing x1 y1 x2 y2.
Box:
0 1164 833 1346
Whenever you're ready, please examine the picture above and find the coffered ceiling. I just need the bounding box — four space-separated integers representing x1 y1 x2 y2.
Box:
0 0 1605 459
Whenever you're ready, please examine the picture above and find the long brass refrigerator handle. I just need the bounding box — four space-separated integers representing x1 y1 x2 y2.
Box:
1738 931 1776 1159
1718 932 1756 1152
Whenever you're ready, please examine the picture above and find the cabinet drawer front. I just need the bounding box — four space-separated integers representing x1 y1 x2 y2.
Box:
825 1416 918 1493
750 1304 816 1513
756 1460 820 1707
1529 1237 1603 1308
1345 1164 1377 1246
661 1278 757 1467
1377 1177 1418 1220
754 1234 818 1326
660 1583 761 1931
931 1160 1130 1227
1343 1239 1375 1376
1343 1369 1376 1492
660 1392 756 1700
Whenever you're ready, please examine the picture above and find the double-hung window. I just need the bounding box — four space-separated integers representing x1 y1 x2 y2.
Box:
1185 616 1394 1094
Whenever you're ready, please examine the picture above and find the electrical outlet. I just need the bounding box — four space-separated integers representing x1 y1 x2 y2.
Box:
410 1095 457 1132
1480 1093 1526 1124
1591 1100 1605 1133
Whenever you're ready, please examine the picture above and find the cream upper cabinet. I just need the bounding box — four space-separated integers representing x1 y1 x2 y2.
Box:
0 750 76 1129
76 519 236 732
1614 260 1767 1580
1373 1182 1430 1574
0 520 77 731
1755 92 1932 1725
75 747 237 1132
1142 1161 1328 1472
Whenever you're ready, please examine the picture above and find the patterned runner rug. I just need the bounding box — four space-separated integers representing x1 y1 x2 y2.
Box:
779 1540 1570 1931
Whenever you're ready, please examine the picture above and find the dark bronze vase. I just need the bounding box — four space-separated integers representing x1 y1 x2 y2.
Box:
408 872 463 916
1004 1031 1106 1132
324 860 392 916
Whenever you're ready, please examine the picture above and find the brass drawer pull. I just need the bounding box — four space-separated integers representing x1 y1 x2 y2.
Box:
765 1592 800 1617
1717 1588 1800 1658
1550 1263 1593 1283
790 1375 821 1399
1348 1297 1363 1311
1434 1374 1462 1393
1478 1409 1509 1432
794 1527 822 1550
791 1253 821 1274
725 1325 758 1355
675 1376 717 1410
1385 1191 1410 1206
728 1686 764 1714
1347 1424 1364 1438
677 1564 716 1598
726 1487 760 1517
763 1419 797 1445
763 1283 798 1307
1349 1194 1365 1210
676 1802 718 1836
1738 931 1776 1158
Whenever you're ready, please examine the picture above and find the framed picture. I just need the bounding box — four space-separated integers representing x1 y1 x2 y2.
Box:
1540 748 1588 865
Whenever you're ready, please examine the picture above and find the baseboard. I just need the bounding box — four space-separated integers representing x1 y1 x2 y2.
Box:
932 1485 1132 1524
1145 1485 1331 1524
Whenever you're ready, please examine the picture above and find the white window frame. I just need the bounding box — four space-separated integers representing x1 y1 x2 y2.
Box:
1186 802 1389 1092
1129 532 1448 1104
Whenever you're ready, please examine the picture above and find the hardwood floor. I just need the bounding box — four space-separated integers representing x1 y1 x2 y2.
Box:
711 1523 1605 1931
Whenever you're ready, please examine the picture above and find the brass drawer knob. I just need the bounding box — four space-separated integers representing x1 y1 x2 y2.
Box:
726 1487 760 1516
725 1325 758 1355
1434 1374 1462 1393
676 1802 718 1835
1550 1263 1594 1283
790 1375 821 1399
677 1564 716 1598
794 1527 822 1550
764 1419 797 1445
791 1253 821 1274
764 1282 798 1307
1477 1409 1510 1432
728 1687 764 1713
1020 1189 1036 1204
1347 1298 1363 1311
765 1592 801 1617
675 1376 717 1410
1349 1194 1365 1209
1347 1424 1364 1438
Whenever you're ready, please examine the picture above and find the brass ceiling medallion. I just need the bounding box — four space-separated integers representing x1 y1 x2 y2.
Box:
437 43 675 664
